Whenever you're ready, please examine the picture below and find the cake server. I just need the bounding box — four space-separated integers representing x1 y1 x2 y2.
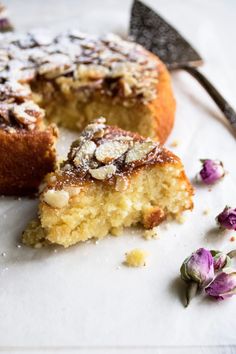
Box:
129 0 236 132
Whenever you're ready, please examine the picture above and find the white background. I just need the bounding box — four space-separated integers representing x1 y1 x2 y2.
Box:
1 0 236 353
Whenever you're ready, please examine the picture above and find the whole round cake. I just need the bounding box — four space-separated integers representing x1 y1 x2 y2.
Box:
0 29 175 195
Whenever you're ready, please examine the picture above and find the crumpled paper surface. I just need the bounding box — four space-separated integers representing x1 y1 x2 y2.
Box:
0 0 236 350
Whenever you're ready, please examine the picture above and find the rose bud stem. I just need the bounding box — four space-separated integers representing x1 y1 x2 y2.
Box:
227 249 236 259
185 282 198 308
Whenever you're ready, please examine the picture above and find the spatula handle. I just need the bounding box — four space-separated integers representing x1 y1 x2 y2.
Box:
181 65 236 130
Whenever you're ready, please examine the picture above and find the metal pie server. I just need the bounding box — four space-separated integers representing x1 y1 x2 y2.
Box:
129 0 236 132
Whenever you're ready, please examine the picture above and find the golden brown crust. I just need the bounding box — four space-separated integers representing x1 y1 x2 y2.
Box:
143 206 166 229
0 125 57 195
145 54 176 144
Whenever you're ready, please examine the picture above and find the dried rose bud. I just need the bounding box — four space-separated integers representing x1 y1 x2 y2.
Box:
205 272 236 301
198 159 225 185
0 4 13 32
210 250 231 272
216 206 236 231
180 248 214 306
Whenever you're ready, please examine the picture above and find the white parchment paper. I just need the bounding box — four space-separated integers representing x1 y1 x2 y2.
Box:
1 0 236 350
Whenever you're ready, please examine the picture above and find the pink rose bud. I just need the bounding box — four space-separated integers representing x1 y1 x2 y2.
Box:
180 248 214 306
198 159 225 185
205 272 236 301
0 4 13 32
210 250 231 272
216 206 236 231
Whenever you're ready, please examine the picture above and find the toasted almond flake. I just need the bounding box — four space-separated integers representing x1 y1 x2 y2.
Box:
13 101 42 125
95 141 128 163
89 164 116 180
43 189 69 208
125 141 156 164
75 64 109 80
73 140 96 167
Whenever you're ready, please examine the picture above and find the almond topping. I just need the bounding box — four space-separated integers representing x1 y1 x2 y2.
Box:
73 140 96 167
125 141 156 164
43 189 69 208
89 164 116 180
95 141 128 163
13 101 44 125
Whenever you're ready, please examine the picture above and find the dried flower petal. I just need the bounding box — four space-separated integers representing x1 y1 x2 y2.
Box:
210 250 231 271
205 272 236 301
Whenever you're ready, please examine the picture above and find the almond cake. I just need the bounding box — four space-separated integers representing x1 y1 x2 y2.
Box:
22 118 193 248
0 30 175 195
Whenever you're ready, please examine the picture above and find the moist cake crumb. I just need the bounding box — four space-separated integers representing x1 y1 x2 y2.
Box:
176 215 186 224
170 139 180 148
125 249 148 267
203 208 210 215
22 219 48 247
143 227 159 240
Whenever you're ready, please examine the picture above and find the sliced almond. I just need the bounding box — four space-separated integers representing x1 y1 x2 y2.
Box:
95 141 128 163
114 135 133 142
43 189 69 209
13 101 44 125
86 123 105 136
38 62 74 79
89 164 116 180
73 140 96 167
75 64 109 80
125 141 156 164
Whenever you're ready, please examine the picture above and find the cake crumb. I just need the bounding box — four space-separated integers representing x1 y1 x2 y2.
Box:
110 227 123 236
176 215 186 224
230 236 235 242
22 218 47 247
124 249 148 267
170 139 180 148
143 227 159 240
203 208 210 215
34 242 43 249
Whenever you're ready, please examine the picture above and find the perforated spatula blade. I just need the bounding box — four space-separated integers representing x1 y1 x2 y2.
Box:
129 0 236 132
130 0 203 70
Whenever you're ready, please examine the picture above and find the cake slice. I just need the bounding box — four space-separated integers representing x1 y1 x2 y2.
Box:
0 81 57 195
23 118 193 247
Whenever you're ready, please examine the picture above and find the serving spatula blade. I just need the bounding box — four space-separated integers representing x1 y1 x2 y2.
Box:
130 0 203 69
129 0 236 132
